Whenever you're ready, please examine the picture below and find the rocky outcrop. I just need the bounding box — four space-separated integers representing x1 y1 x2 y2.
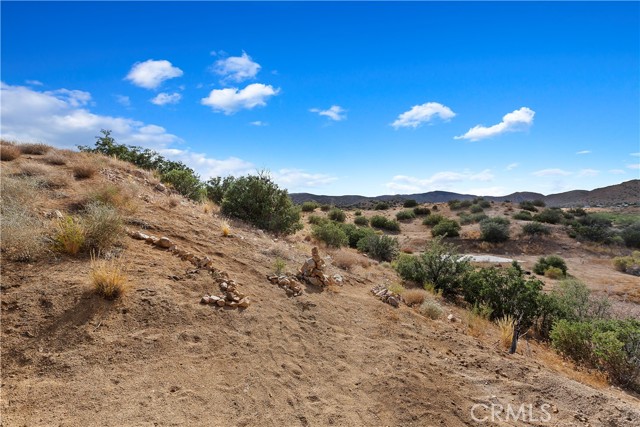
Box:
371 284 401 308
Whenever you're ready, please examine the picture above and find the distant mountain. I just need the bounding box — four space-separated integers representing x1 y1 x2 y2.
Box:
290 179 640 208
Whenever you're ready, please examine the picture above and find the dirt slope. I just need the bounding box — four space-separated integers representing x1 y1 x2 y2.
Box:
2 150 639 426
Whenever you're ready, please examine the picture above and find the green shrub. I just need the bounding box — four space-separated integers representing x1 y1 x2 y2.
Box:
432 219 460 237
544 267 564 279
448 199 472 210
396 210 416 221
53 215 85 256
534 208 564 224
161 169 205 201
320 204 331 212
339 223 376 248
469 204 484 214
420 299 444 319
370 215 401 232
570 214 615 243
312 222 348 248
204 176 235 204
533 255 567 276
221 173 302 235
301 201 319 212
354 210 362 216
477 199 491 209
613 251 640 276
403 199 418 208
393 253 426 284
532 199 546 207
513 210 534 221
328 207 346 222
568 207 588 217
357 234 399 261
422 214 445 227
621 223 640 248
354 215 369 226
83 202 123 252
432 205 438 211
308 214 327 226
522 222 550 236
479 217 510 242
374 202 390 210
413 206 431 216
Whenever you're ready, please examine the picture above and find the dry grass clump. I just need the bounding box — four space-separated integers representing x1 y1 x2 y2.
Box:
465 311 490 338
1 144 21 161
1 176 40 207
72 159 100 179
43 152 69 166
331 250 371 271
420 299 444 319
40 170 72 189
401 288 428 306
221 220 231 237
90 254 129 299
168 194 181 208
387 283 405 295
0 204 47 262
19 143 51 155
83 202 123 252
53 216 85 256
18 162 51 177
496 315 514 350
88 184 138 214
202 200 218 214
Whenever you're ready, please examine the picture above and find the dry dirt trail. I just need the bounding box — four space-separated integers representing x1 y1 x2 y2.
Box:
1 155 639 426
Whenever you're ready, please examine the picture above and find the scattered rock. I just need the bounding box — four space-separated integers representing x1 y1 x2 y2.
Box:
447 314 456 322
131 231 150 240
371 285 401 308
44 210 63 219
201 280 251 309
155 237 173 249
267 274 304 297
155 183 166 192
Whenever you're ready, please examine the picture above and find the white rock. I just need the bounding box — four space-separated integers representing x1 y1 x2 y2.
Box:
156 237 173 248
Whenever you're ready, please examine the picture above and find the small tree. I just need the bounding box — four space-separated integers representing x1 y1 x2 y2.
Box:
416 236 470 297
403 199 418 208
479 217 510 242
432 219 461 237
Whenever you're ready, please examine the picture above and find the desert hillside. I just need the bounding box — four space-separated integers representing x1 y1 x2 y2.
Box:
1 144 639 427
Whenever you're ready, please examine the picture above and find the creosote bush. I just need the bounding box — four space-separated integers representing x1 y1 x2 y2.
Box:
522 222 550 236
312 222 348 248
354 215 369 226
432 219 461 238
328 207 346 222
370 215 400 232
533 255 567 276
413 206 430 216
396 210 416 221
513 210 534 221
422 214 445 227
479 217 510 242
534 208 564 224
356 234 399 261
403 199 418 208
301 201 319 212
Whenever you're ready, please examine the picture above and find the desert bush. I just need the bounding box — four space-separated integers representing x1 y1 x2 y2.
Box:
0 204 47 262
519 201 538 212
532 199 546 207
570 214 615 243
522 221 551 236
354 215 369 226
534 208 564 224
43 152 68 165
402 288 428 306
403 199 418 208
432 219 461 238
73 163 98 180
374 202 390 210
396 210 416 221
354 210 362 216
513 210 534 221
370 215 400 232
301 201 319 212
320 204 331 212
88 184 137 213
19 143 51 155
533 255 567 276
469 204 484 214
448 199 472 210
422 214 445 227
331 250 370 271
273 257 286 275
1 144 21 161
413 206 430 216
356 234 399 261
204 176 235 204
568 207 588 217
477 199 491 209
396 237 470 297
479 217 510 242
91 254 129 299
544 267 564 279
328 207 346 222
168 194 181 208
312 222 348 248
83 202 123 252
340 223 376 248
308 214 327 226
432 205 439 211
53 215 85 255
221 173 302 235
221 220 231 237
420 299 444 319
551 319 640 390
621 223 640 249
387 283 405 295
613 251 640 276
162 169 205 201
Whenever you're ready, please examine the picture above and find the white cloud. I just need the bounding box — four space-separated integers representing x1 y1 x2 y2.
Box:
125 59 183 89
115 95 131 107
628 164 640 170
609 169 626 175
391 102 455 129
532 168 572 177
466 186 508 197
310 105 347 121
249 121 267 126
201 83 279 114
159 148 255 178
631 152 640 157
213 52 261 83
455 107 535 141
273 169 338 189
151 92 182 106
385 169 494 193
576 150 591 155
25 79 44 86
577 169 599 177
506 162 519 171
0 82 180 149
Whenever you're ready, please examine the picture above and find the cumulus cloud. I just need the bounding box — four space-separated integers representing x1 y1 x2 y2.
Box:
310 105 347 121
151 92 182 106
578 169 599 177
631 152 640 157
506 162 519 171
532 168 572 177
159 148 255 178
249 121 267 126
628 164 640 170
609 169 626 175
0 82 180 149
455 107 535 141
385 169 494 193
115 95 131 107
201 83 279 114
213 52 261 83
576 150 591 155
273 169 338 189
125 59 183 89
392 102 455 129
25 79 44 86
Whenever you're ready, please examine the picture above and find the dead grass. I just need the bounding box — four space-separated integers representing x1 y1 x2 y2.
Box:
465 311 490 338
202 200 218 214
87 183 138 214
90 254 129 299
331 250 371 271
168 195 181 208
419 298 443 319
0 204 47 262
83 202 124 252
18 143 51 155
53 216 85 256
496 315 514 350
533 342 609 389
43 152 69 166
1 144 21 161
73 163 98 180
0 176 40 207
401 288 428 306
221 220 231 237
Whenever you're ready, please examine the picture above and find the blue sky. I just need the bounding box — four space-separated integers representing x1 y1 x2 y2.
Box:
2 1 639 196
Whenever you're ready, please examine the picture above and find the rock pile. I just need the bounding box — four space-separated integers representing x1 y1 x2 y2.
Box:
201 280 251 309
371 284 401 308
298 247 333 288
266 274 304 297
